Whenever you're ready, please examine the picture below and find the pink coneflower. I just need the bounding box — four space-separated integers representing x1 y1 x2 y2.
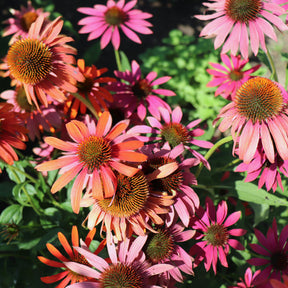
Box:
77 0 153 50
235 143 288 192
2 15 84 110
142 221 195 286
2 1 50 44
35 111 148 214
207 53 261 100
271 275 288 288
38 225 103 287
64 235 173 288
190 197 246 274
146 106 213 168
141 144 200 227
215 76 288 164
1 87 62 141
229 267 261 288
195 0 288 59
108 60 175 122
247 218 288 284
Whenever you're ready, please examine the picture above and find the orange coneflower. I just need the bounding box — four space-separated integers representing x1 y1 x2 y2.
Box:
2 14 84 110
64 59 115 119
36 112 147 213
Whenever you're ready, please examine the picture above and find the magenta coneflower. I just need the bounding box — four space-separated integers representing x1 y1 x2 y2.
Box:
146 106 213 169
215 76 288 164
207 53 261 100
35 111 147 214
78 0 153 50
64 235 173 288
2 1 50 44
190 197 246 274
108 60 175 121
195 0 288 59
229 267 261 288
235 143 288 192
248 218 288 284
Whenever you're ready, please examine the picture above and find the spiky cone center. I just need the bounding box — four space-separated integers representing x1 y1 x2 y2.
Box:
142 156 183 194
97 171 149 217
78 136 112 172
16 86 35 112
131 79 152 99
105 6 127 26
0 223 19 244
229 69 244 81
225 0 262 23
20 11 38 32
99 263 144 288
7 38 53 85
77 76 94 94
146 228 175 263
235 77 284 123
271 251 288 271
205 224 229 246
161 123 189 148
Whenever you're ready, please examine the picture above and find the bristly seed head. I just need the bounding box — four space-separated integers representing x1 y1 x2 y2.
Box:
205 224 229 247
131 79 152 99
105 6 127 26
161 123 189 148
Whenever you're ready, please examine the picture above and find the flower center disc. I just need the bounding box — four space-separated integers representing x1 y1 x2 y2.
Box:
271 251 288 271
97 171 149 217
206 224 229 246
7 38 52 85
235 77 284 123
20 11 38 32
105 6 127 26
78 136 111 172
100 263 144 288
161 123 189 148
131 79 152 99
142 157 182 194
229 69 244 81
225 0 262 23
77 76 94 94
146 228 174 263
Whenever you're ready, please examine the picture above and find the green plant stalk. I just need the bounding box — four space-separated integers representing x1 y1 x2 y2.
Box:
194 135 233 179
114 48 122 72
72 92 99 120
8 165 38 184
9 168 42 216
266 48 278 82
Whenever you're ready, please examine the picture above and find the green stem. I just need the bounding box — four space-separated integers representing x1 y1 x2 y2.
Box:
266 48 278 82
194 135 233 179
8 165 37 184
72 93 99 120
46 191 67 211
114 49 122 72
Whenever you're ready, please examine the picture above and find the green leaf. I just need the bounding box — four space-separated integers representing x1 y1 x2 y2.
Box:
249 203 269 226
119 51 131 71
232 181 288 207
0 205 23 224
257 50 272 73
6 162 26 183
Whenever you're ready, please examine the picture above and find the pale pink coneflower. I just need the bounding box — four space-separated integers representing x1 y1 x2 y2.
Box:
207 53 261 100
190 197 246 274
108 60 175 122
215 76 288 164
229 267 261 288
195 0 288 59
78 0 153 50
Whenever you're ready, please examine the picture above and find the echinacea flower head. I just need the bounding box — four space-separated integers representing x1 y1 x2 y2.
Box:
0 103 27 169
108 60 175 122
64 235 174 288
81 169 174 244
190 197 246 274
207 53 261 100
146 106 213 168
235 143 288 192
215 76 288 164
38 225 102 287
77 0 153 50
36 111 148 214
248 219 288 284
196 0 288 59
3 15 84 110
0 223 20 244
229 267 261 288
142 222 195 286
64 59 116 119
2 1 50 44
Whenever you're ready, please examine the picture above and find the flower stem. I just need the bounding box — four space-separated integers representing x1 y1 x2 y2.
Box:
266 48 278 82
114 49 122 72
194 135 233 179
8 164 38 184
72 93 99 120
